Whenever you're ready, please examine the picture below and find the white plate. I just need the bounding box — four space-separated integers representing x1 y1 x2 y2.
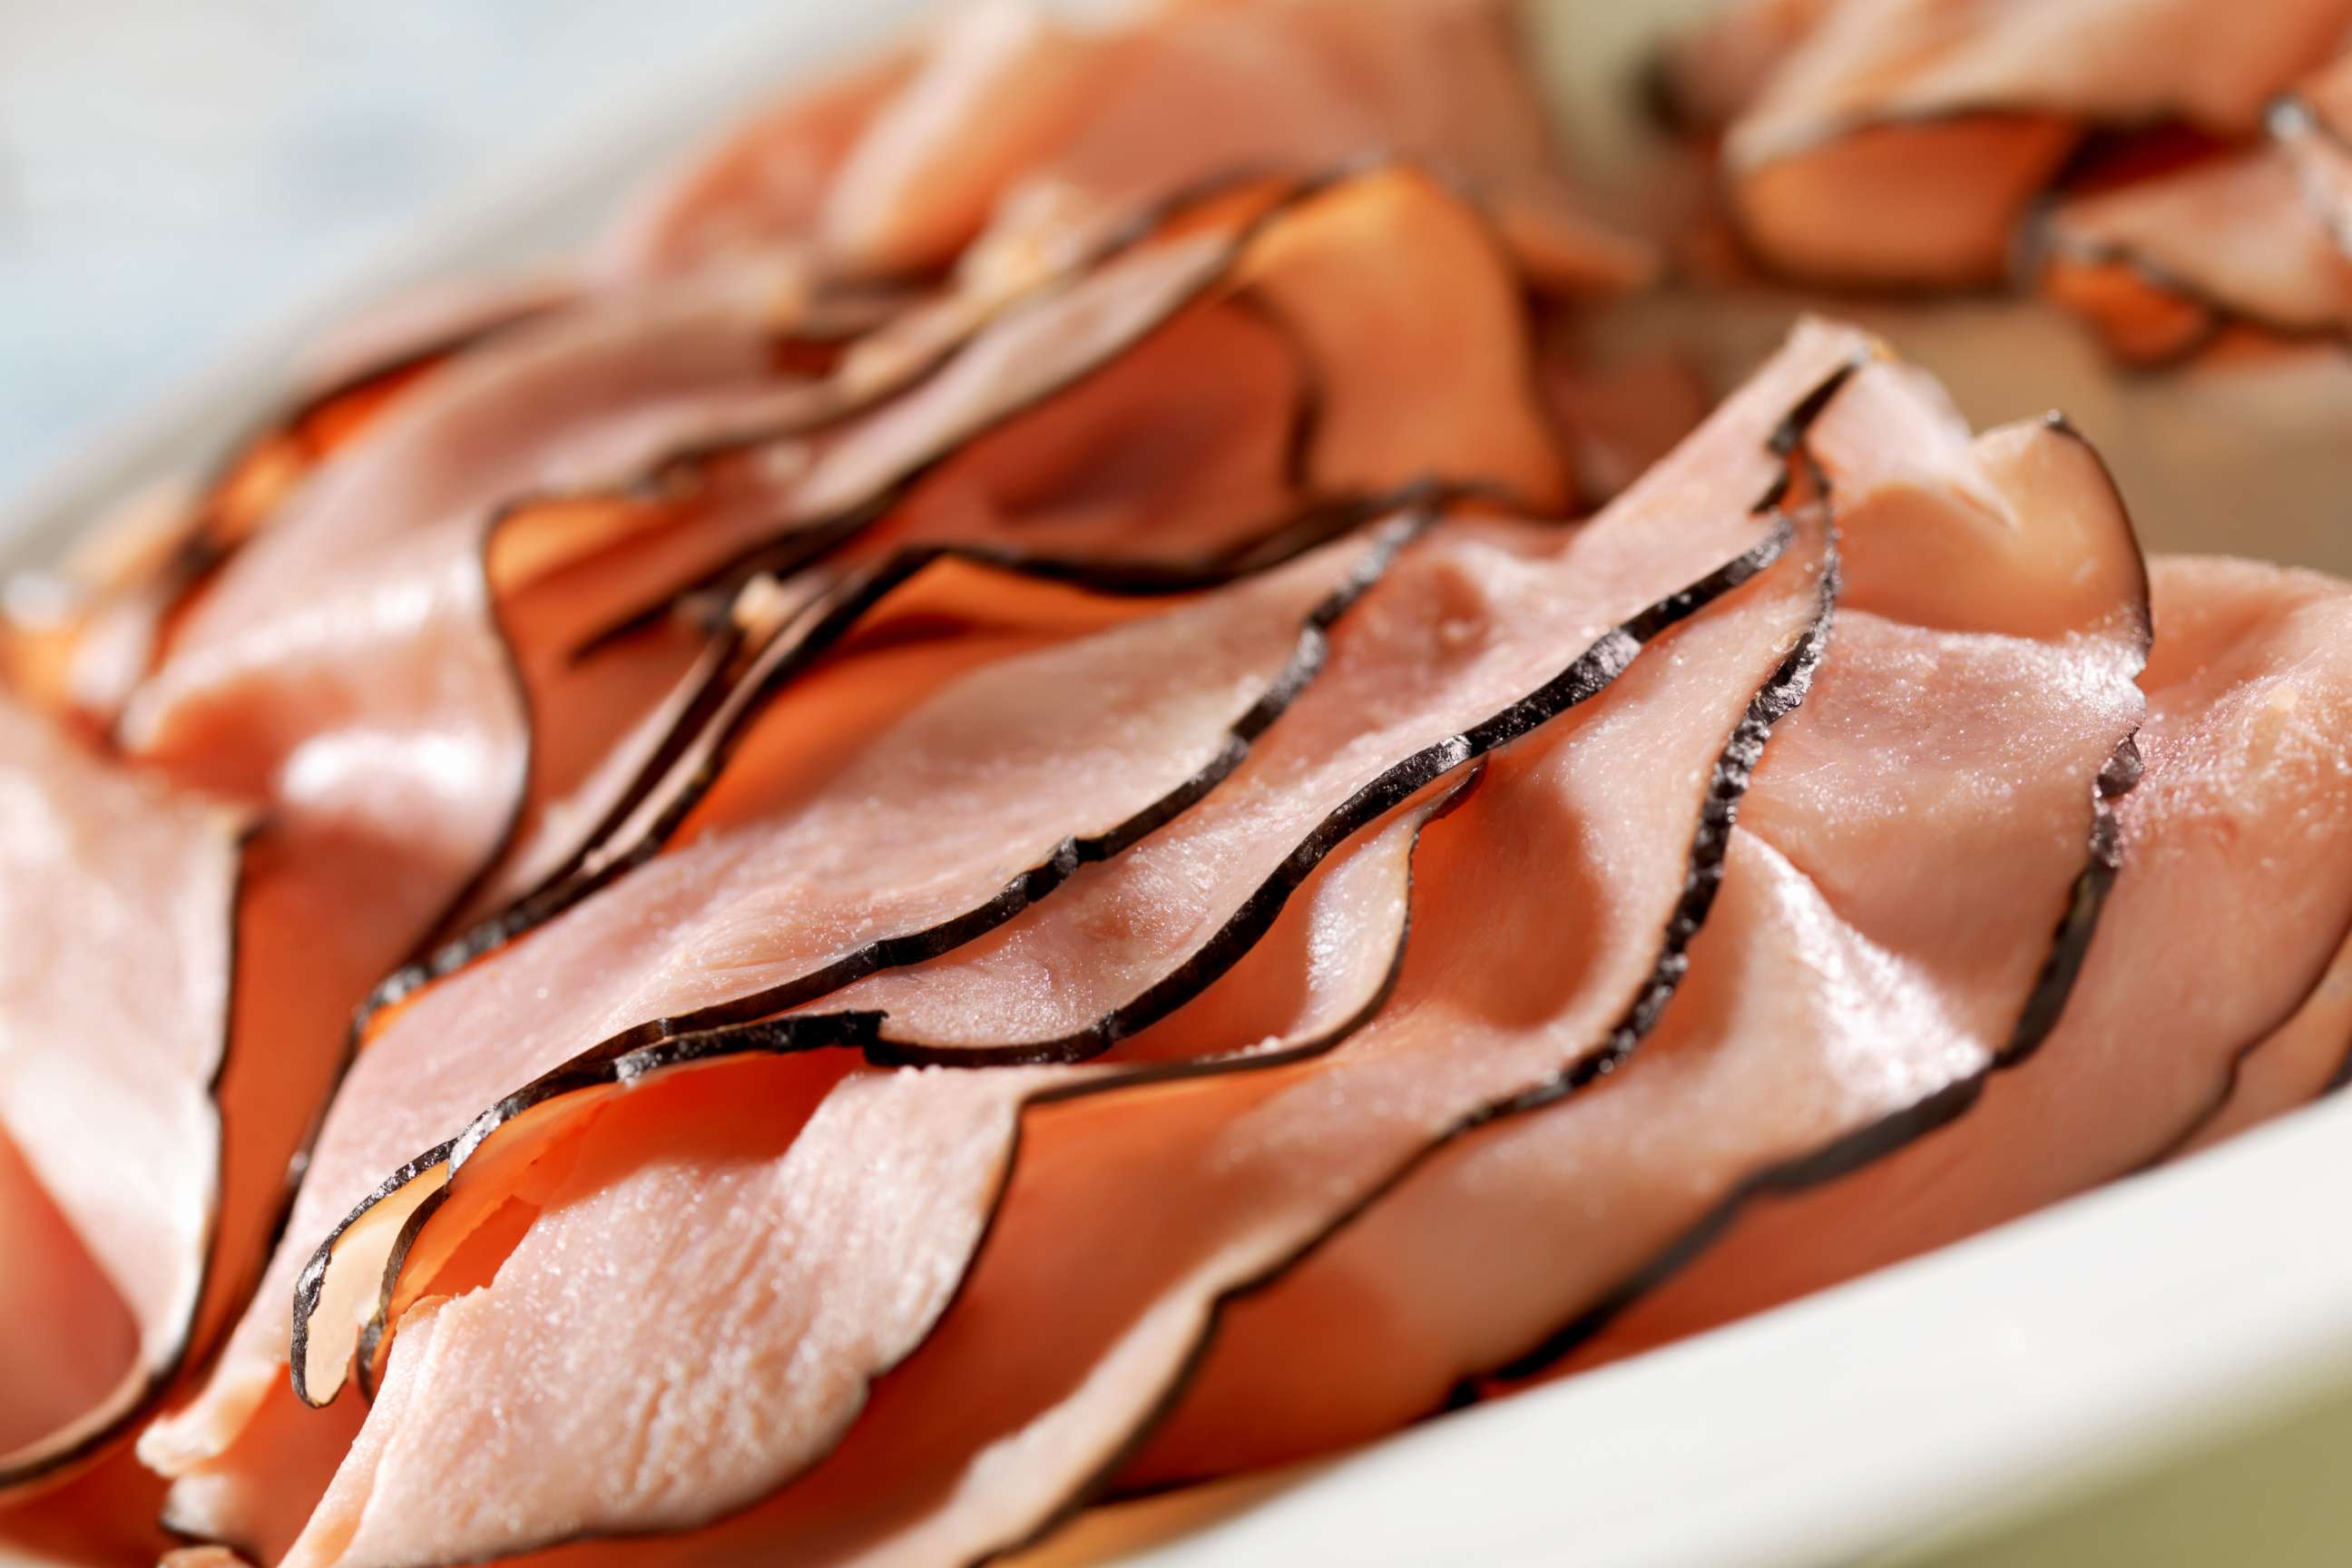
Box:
7 5 2352 1566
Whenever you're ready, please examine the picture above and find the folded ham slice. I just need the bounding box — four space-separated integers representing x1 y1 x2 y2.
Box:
1532 552 2352 1373
0 697 242 1492
0 285 563 733
2037 58 2352 365
277 770 1474 1568
604 0 1652 295
1720 0 2352 285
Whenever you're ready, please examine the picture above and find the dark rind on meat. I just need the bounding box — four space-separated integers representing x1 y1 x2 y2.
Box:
557 170 1363 660
872 505 1798 1068
373 163 1357 1004
2024 98 2352 365
374 152 1573 1010
83 296 571 743
292 491 1446 1406
0 814 253 1494
2027 220 2347 367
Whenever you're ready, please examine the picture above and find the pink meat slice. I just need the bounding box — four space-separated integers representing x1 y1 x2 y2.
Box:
1560 553 2352 1365
2175 935 2352 1158
1723 0 2352 285
1123 366 2150 1484
0 1125 141 1473
2040 142 2352 361
275 774 1466 1568
817 0 1652 290
0 696 242 1490
271 324 1859 1568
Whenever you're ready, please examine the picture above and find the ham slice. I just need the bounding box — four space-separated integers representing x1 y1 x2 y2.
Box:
1721 0 2352 285
2038 105 2352 364
1554 553 2352 1366
0 697 242 1491
1 283 563 732
292 312 1850 1403
620 0 1653 293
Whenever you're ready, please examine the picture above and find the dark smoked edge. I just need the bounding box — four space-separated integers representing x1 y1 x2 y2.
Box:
292 492 1445 1406
2024 93 2352 367
566 152 1592 662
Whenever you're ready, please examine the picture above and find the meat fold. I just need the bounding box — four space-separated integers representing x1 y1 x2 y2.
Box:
1716 0 2352 285
0 697 242 1492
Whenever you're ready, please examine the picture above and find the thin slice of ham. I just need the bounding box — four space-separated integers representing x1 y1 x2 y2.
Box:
1555 553 2352 1366
1722 0 2352 285
1 282 564 732
802 0 1651 291
0 697 242 1492
2039 140 2352 364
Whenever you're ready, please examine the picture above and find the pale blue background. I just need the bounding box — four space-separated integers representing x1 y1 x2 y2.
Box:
0 0 809 494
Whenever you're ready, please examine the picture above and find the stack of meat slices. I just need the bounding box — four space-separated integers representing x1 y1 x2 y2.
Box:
5 5 2352 1568
1656 0 2352 365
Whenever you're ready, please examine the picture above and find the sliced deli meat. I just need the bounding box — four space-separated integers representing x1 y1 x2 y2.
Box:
10 5 2352 1566
275 773 1472 1568
1716 0 2352 285
2037 56 2352 364
1123 351 2151 1478
0 697 242 1491
257 324 1853 1568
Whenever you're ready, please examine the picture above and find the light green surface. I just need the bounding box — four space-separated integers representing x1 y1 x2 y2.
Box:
1878 1376 2352 1568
